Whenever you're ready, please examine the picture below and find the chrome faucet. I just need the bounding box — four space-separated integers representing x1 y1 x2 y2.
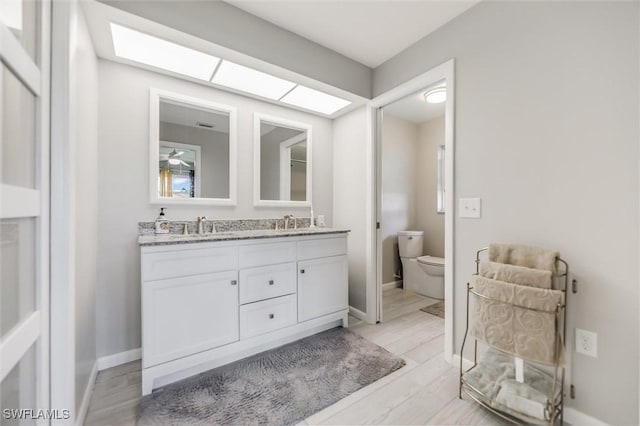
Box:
197 216 208 234
284 214 293 230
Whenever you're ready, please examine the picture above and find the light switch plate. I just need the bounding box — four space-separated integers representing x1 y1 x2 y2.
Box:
459 198 481 218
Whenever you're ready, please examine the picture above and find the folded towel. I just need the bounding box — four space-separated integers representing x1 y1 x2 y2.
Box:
489 243 559 274
463 348 561 421
470 276 565 366
480 260 553 289
496 379 558 420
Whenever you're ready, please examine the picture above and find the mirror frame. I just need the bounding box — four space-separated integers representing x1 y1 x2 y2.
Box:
149 88 238 206
253 113 312 207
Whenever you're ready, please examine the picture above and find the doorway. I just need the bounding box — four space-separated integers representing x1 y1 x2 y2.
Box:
368 59 455 362
379 81 447 323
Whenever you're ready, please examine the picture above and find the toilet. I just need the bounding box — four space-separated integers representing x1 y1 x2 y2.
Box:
398 230 445 299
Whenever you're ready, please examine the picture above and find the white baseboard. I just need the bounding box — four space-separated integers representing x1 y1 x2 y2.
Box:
452 356 607 425
564 407 608 425
382 280 402 290
76 360 98 426
97 348 142 371
451 354 474 371
348 306 367 321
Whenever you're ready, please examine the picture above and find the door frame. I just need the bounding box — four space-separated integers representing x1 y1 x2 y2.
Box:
366 59 456 362
0 0 52 417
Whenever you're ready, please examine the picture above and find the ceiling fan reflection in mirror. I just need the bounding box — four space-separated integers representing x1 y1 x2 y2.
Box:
160 149 190 167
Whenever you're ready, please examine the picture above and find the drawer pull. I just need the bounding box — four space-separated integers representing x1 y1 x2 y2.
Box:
300 269 305 274
269 313 275 319
231 280 237 285
268 280 274 285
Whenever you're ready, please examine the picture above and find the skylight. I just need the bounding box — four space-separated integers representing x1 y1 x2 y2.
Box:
110 23 220 81
109 22 353 116
212 61 296 100
281 86 352 115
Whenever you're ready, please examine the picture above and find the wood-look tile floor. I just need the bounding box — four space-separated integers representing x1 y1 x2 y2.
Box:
85 289 507 425
382 286 440 322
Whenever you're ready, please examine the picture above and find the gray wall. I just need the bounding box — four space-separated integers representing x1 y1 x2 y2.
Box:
73 8 98 414
159 122 230 199
381 114 418 284
333 107 369 313
374 2 639 423
96 60 334 358
416 116 445 258
100 0 372 98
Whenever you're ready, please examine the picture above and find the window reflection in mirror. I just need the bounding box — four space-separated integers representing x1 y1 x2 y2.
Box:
255 114 312 206
150 89 237 205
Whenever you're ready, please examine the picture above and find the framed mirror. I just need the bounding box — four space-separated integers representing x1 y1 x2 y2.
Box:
149 88 237 205
254 113 312 207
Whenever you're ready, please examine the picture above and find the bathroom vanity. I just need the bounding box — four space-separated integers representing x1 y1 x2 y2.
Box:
138 228 349 395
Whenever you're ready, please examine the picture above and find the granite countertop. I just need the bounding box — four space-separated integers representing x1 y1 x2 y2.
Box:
138 227 350 246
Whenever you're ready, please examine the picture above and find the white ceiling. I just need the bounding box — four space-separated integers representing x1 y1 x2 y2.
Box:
225 0 480 68
160 101 230 133
383 82 446 124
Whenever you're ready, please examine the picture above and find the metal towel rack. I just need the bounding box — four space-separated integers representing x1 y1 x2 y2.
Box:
459 247 569 425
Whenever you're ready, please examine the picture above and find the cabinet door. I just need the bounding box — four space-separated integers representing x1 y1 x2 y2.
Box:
298 255 348 322
143 270 239 367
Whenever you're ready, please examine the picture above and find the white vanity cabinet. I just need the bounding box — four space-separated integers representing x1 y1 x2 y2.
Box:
298 256 348 322
140 232 348 395
142 270 240 367
297 237 348 322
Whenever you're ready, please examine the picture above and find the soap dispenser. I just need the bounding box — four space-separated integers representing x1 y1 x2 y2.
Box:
155 208 170 234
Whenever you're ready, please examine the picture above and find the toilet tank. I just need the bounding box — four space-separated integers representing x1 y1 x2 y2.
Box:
398 231 424 258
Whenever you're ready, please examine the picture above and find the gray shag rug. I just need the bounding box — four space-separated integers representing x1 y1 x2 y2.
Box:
138 327 405 426
421 301 445 319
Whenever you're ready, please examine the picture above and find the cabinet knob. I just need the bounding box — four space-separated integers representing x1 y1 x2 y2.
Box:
269 313 275 319
231 280 237 285
300 269 305 274
268 280 274 285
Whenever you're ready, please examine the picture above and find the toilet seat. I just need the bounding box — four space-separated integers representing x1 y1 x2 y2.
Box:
417 255 445 266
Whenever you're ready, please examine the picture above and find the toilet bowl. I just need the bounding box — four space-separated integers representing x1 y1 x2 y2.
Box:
398 231 445 299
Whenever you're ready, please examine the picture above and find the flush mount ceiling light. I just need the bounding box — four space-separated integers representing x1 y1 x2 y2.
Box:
424 87 446 104
211 61 296 100
281 85 351 115
110 23 220 81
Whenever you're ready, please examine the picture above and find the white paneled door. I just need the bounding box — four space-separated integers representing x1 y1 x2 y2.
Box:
0 0 51 423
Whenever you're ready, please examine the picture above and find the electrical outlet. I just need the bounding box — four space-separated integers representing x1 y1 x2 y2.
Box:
575 328 598 358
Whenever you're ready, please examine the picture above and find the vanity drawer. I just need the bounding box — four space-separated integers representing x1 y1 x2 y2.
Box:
297 236 347 260
239 262 297 304
238 241 296 268
240 294 297 339
142 246 238 281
